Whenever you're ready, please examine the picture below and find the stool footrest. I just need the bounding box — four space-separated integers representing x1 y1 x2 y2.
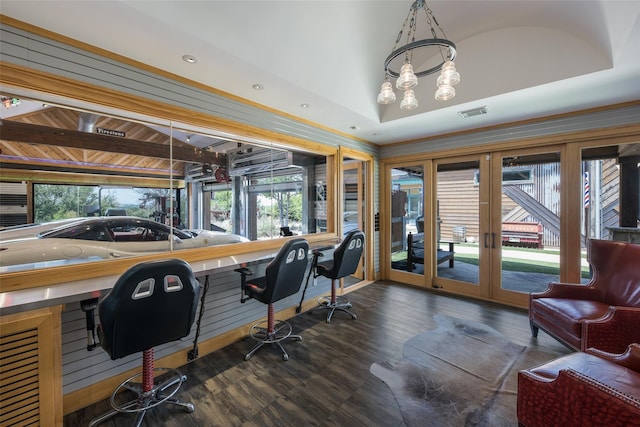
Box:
89 367 194 427
310 295 357 323
245 319 301 361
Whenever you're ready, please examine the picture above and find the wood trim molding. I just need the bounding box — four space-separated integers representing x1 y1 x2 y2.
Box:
381 123 640 165
0 234 340 293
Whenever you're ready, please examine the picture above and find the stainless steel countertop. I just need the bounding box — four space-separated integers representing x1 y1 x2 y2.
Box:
0 249 278 315
0 242 337 316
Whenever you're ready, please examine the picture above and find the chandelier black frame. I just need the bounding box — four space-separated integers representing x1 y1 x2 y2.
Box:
383 38 456 79
377 0 460 110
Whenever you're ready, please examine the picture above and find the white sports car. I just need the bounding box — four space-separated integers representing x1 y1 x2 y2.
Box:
0 216 249 270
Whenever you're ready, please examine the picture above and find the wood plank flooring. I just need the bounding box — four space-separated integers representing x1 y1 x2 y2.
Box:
64 281 570 427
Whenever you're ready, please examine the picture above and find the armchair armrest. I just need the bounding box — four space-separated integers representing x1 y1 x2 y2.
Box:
582 307 640 353
586 343 640 373
530 281 599 300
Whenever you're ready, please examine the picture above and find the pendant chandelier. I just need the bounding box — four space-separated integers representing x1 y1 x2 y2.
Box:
377 0 460 110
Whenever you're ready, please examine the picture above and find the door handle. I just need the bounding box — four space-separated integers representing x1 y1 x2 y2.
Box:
484 233 489 248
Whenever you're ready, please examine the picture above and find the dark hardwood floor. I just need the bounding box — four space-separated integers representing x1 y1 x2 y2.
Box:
64 281 569 426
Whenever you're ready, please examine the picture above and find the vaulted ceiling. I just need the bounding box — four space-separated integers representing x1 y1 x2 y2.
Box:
2 0 639 146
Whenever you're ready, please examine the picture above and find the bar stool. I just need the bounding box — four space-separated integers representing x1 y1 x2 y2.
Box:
236 238 309 361
310 230 364 323
89 259 200 427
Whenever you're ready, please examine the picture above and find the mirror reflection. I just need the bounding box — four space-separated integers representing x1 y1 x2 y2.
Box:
0 97 329 271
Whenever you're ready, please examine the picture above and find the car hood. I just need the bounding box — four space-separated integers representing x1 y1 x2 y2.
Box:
187 230 250 244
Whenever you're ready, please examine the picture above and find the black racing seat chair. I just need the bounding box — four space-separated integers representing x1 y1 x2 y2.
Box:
310 230 365 323
236 238 309 361
89 259 201 427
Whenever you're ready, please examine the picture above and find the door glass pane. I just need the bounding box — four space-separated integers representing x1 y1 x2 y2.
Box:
343 159 366 286
500 153 561 293
390 166 423 273
581 144 639 281
582 146 623 240
343 164 361 235
436 162 480 284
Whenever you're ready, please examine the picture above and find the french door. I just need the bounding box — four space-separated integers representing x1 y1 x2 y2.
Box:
433 155 490 298
432 147 562 306
491 148 562 306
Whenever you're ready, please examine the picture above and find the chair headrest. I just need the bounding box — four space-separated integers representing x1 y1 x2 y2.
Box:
259 238 309 303
98 258 200 359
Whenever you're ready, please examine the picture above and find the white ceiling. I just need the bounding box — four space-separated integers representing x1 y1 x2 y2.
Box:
2 0 640 146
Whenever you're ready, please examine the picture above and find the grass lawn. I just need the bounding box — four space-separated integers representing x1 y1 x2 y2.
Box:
449 254 591 279
393 245 591 279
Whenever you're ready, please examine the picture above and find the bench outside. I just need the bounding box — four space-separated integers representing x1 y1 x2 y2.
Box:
501 221 543 249
407 232 454 272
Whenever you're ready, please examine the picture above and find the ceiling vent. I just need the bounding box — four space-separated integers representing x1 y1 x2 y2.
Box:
458 106 488 118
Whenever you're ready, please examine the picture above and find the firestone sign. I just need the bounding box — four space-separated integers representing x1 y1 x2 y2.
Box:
96 127 125 137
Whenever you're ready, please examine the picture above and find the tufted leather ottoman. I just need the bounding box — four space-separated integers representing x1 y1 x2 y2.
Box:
517 344 640 427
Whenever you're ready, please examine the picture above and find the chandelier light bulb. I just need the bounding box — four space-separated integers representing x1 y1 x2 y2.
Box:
435 83 455 101
400 89 418 110
439 60 460 86
437 73 459 87
396 63 418 90
377 80 397 104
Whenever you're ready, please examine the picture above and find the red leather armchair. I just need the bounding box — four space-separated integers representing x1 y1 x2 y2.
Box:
529 239 640 353
517 344 640 427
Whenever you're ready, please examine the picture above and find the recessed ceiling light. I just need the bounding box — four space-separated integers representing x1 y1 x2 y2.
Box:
182 54 198 64
252 84 264 90
350 126 359 130
300 103 310 108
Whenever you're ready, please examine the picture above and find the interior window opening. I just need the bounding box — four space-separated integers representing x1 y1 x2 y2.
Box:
0 97 331 272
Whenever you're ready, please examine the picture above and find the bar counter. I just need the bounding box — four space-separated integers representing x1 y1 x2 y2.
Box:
0 248 280 316
0 238 340 424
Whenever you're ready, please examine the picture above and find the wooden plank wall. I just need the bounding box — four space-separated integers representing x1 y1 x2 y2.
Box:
600 158 620 239
527 163 561 248
437 169 479 243
437 165 567 248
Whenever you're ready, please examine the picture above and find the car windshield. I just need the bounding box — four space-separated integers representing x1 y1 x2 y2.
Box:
41 222 108 241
